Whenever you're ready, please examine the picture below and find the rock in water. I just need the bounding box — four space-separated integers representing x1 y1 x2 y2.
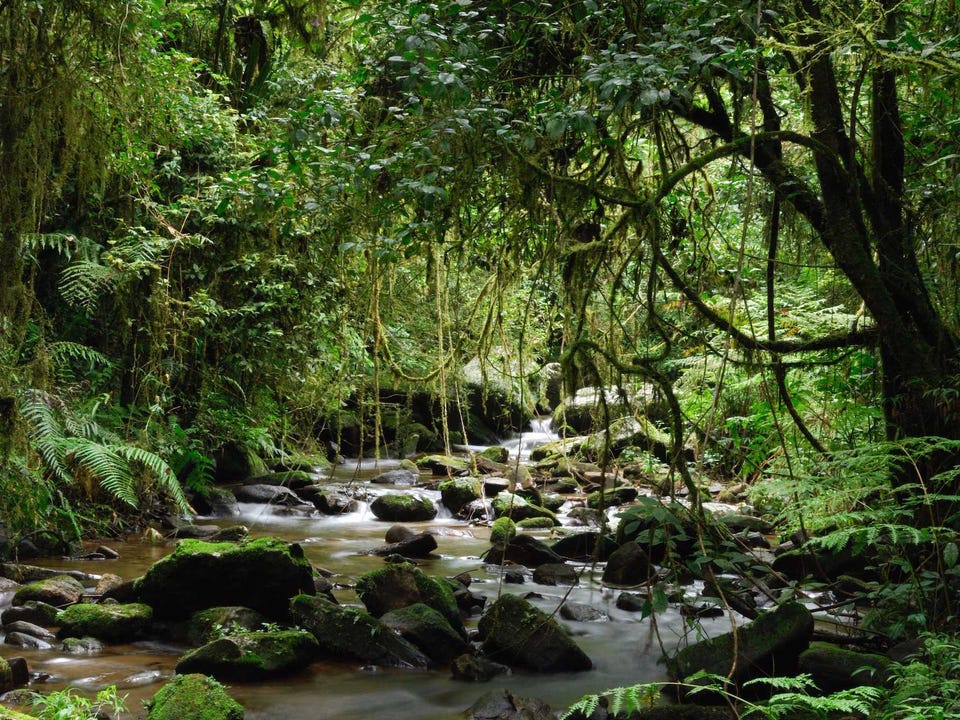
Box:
146 673 244 720
134 537 314 620
477 593 592 673
57 603 153 643
175 630 318 681
463 689 554 720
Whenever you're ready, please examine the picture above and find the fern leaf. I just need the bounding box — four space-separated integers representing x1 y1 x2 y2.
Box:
59 260 115 313
62 438 137 507
113 445 190 513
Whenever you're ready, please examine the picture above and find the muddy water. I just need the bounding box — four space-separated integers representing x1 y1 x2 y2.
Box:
0 454 730 719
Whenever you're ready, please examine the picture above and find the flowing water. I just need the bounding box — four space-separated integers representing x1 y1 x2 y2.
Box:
0 423 733 719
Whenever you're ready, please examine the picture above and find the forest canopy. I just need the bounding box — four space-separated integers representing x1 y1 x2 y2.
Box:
0 0 959 564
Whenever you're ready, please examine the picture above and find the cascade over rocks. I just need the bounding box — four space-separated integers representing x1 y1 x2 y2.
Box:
289 594 430 668
134 537 315 620
477 593 592 673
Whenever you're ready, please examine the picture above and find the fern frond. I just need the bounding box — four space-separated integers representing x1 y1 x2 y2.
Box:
48 342 111 370
59 260 115 313
62 438 137 507
113 444 190 512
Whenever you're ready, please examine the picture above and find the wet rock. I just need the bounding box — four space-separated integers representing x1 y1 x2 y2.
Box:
459 498 492 520
565 506 605 528
12 574 85 607
500 568 526 584
551 532 618 562
57 602 152 643
191 486 241 517
560 602 608 622
601 542 653 587
146 673 244 720
450 653 510 682
440 478 483 515
208 525 250 543
4 632 53 650
61 636 105 654
385 525 415 543
532 563 579 586
482 534 564 568
134 537 315 620
478 593 592 673
369 493 438 522
798 641 891 692
417 455 471 476
381 602 471 666
289 594 429 668
302 488 360 514
356 562 465 637
187 606 271 646
463 689 554 720
0 657 11 693
370 531 438 559
1 601 59 627
516 517 555 530
0 577 19 594
490 517 516 545
665 601 813 700
371 468 419 485
95 545 120 559
93 573 125 596
491 493 558 525
176 630 319 681
233 483 311 506
6 657 28 688
586 486 639 508
3 621 55 642
256 470 315 488
171 523 219 539
616 591 647 612
0 563 92 583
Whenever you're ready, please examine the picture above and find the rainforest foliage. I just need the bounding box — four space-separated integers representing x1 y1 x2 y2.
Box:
1 0 960 641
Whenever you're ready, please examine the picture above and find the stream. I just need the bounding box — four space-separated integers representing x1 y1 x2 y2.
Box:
0 421 734 719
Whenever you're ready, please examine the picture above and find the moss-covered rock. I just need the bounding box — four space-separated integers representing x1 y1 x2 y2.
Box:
12 575 85 607
551 532 618 562
517 517 556 530
586 485 639 508
56 602 152 643
477 446 510 464
175 630 318 681
464 689 554 720
666 602 813 700
187 606 270 646
288 594 429 668
0 656 12 693
416 454 471 476
380 602 470 666
1 600 60 627
146 673 244 720
134 537 315 619
439 477 483 515
355 562 465 638
213 440 269 483
478 593 592 673
256 470 315 488
798 641 891 693
369 493 438 522
491 493 559 525
490 517 517 544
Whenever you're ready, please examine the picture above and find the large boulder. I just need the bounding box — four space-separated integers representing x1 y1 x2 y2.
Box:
439 478 483 515
288 594 430 668
601 542 653 586
369 493 438 522
482 534 564 568
665 601 814 699
56 603 152 643
477 593 592 673
146 673 244 720
175 630 319 681
134 537 315 620
12 575 85 607
355 562 465 637
797 641 891 693
191 486 241 517
380 603 470 666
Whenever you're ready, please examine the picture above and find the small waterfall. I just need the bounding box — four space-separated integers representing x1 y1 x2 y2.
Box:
502 416 559 462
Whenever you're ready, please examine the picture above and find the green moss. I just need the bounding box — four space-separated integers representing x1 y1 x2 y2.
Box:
517 517 555 529
355 562 463 635
0 706 34 720
57 602 152 643
368 493 437 521
175 630 318 680
439 477 482 514
147 673 244 720
490 517 517 544
0 657 11 692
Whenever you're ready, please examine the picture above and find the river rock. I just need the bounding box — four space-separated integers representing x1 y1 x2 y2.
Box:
459 498 492 520
61 636 104 654
57 602 152 643
665 601 813 699
3 621 55 642
440 478 483 515
187 606 271 645
356 562 465 637
451 653 510 682
213 441 269 484
491 493 558 525
171 523 219 539
615 591 647 612
0 563 91 583
191 486 241 517
0 657 11 693
601 542 653 586
0 577 19 594
482 534 564 568
370 531 438 559
417 454 471 476
256 470 315 488
477 593 592 673
208 525 250 543
2 601 59 627
134 537 315 620
146 673 244 720
551 532 618 561
232 483 311 506
93 573 125 596
532 563 579 586
463 689 554 720
797 641 891 692
371 468 419 485
289 594 430 668
369 493 438 522
381 602 471 666
176 630 319 681
586 485 639 508
298 486 360 514
4 632 52 650
12 575 85 607
560 602 608 622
